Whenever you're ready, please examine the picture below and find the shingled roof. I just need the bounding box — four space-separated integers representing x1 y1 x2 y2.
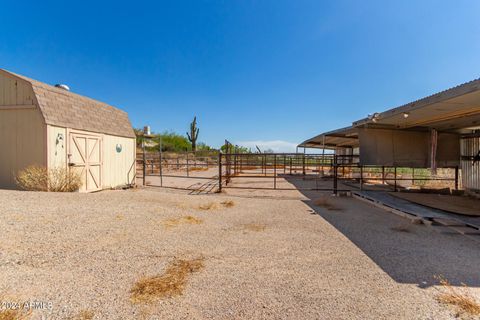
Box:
1 69 135 138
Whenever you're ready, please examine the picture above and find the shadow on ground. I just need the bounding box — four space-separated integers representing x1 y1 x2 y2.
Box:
285 176 480 288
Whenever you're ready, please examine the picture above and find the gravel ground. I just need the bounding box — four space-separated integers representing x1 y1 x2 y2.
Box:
0 187 478 319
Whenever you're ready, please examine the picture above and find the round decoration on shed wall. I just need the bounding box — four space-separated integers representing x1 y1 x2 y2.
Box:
116 144 123 153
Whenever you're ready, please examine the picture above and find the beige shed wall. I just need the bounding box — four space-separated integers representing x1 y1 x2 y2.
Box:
0 72 46 189
0 73 35 105
0 108 46 188
47 125 68 168
103 135 136 188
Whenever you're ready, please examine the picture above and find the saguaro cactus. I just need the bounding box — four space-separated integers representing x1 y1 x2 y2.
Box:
187 116 200 151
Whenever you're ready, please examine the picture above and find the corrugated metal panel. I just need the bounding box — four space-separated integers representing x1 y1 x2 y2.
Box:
461 137 480 191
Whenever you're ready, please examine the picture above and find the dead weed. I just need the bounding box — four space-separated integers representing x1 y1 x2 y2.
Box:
198 200 235 211
197 202 219 211
221 200 235 208
71 310 95 320
162 216 203 228
130 258 205 303
242 223 266 232
189 167 208 172
312 197 342 211
0 307 30 320
435 275 480 318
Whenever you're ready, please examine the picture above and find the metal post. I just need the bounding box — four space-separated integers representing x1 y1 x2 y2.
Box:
412 168 415 186
290 157 292 175
159 150 163 187
455 166 459 190
264 154 267 177
186 152 189 177
394 167 397 192
274 154 277 189
142 143 146 186
382 166 385 185
360 165 363 191
218 152 222 192
333 155 338 195
302 153 306 176
284 155 286 174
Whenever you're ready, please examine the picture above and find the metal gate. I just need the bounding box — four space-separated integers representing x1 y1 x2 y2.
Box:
138 150 458 194
461 136 480 192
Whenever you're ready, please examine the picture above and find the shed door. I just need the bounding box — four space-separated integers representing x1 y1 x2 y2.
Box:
68 133 102 192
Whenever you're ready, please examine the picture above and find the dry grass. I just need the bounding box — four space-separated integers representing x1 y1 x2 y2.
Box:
71 310 95 320
435 276 480 318
221 200 235 208
242 223 266 232
197 200 235 211
16 165 82 192
189 167 208 172
162 215 203 228
198 202 219 211
130 258 205 303
312 197 342 211
0 308 30 320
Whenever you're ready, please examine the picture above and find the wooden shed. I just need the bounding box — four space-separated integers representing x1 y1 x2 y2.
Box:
0 69 136 192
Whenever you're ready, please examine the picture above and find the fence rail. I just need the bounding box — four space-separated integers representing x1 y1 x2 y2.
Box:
137 150 459 194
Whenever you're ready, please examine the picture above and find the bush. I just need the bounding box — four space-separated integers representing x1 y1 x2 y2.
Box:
16 165 82 192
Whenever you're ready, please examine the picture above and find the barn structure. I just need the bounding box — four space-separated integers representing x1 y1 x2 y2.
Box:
299 78 480 194
0 69 136 192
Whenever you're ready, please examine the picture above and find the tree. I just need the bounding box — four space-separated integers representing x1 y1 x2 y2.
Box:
187 116 200 152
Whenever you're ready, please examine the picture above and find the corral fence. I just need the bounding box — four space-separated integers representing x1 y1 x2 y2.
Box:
137 149 460 194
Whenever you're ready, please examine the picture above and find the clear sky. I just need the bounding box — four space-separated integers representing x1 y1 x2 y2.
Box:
1 1 479 151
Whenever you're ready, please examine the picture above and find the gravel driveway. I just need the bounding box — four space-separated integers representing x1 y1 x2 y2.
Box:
0 187 477 319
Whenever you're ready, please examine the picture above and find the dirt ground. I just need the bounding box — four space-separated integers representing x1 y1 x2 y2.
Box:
1 186 479 319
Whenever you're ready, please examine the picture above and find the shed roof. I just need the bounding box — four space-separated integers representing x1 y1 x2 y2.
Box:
0 69 135 138
298 126 359 149
352 78 480 133
300 77 480 149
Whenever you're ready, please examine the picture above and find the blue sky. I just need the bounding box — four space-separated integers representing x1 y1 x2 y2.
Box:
1 1 480 151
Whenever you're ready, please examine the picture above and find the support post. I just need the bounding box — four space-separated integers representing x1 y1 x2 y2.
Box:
142 144 146 186
382 166 385 185
333 155 338 195
186 152 189 177
274 154 277 189
218 152 222 192
360 165 363 191
302 153 306 176
159 150 163 187
394 167 397 192
455 166 459 190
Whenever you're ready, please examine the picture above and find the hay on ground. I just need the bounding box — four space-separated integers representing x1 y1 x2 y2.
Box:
162 216 203 228
435 276 480 318
130 258 205 303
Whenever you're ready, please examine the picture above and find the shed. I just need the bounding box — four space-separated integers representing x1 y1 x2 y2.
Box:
299 77 480 193
0 69 136 192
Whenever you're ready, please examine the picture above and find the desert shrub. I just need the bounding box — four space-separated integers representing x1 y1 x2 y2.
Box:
16 165 82 192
